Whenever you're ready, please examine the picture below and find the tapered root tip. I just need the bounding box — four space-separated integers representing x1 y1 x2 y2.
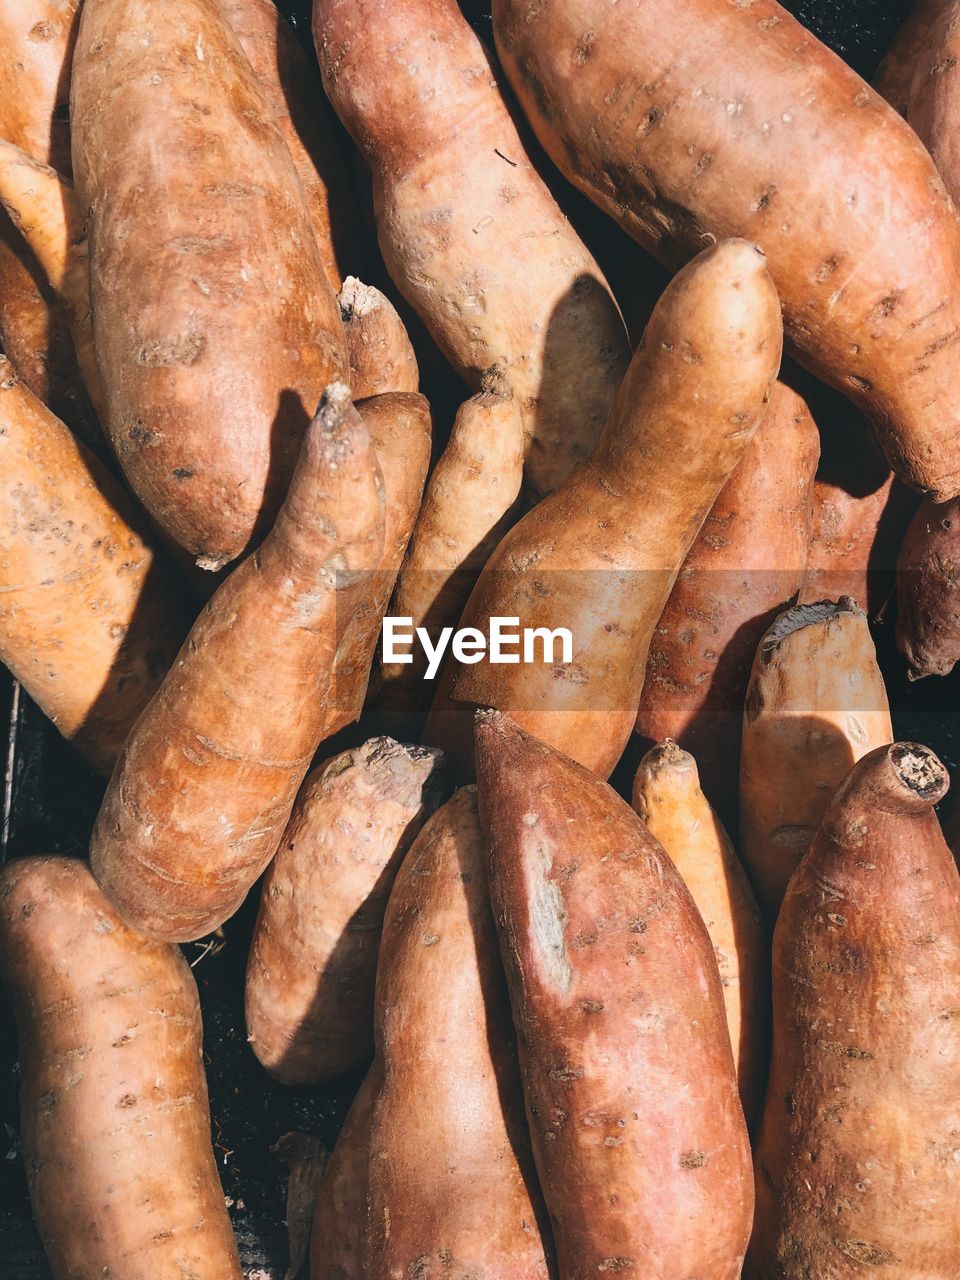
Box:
638 738 696 775
890 743 949 803
338 276 382 321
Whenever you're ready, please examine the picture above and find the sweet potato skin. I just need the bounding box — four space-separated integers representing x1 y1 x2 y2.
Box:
218 0 359 291
894 496 960 677
354 788 553 1277
739 598 894 919
0 0 100 447
493 0 960 500
747 743 960 1279
89 387 385 943
0 856 242 1279
0 357 185 774
632 741 769 1128
634 379 819 819
71 0 347 569
314 0 629 496
426 238 782 780
339 277 420 398
245 737 445 1083
476 713 753 1279
309 1071 375 1280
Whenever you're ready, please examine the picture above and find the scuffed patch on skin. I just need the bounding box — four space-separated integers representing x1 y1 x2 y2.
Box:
530 842 572 993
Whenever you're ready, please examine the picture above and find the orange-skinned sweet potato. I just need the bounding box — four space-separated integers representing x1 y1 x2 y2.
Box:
0 357 186 775
739 598 893 920
219 0 360 292
493 0 960 500
0 0 101 448
313 0 630 496
426 238 782 780
0 856 242 1279
633 378 819 820
376 388 525 737
245 737 445 1083
747 743 960 1279
339 277 420 398
71 0 347 569
475 712 753 1279
633 740 768 1128
89 385 385 943
336 787 554 1277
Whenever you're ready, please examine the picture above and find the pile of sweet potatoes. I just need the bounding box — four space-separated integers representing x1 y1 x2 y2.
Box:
2 0 960 1277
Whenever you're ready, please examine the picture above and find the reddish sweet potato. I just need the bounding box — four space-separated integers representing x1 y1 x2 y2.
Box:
803 410 915 615
493 0 960 500
894 497 960 678
426 239 782 780
336 788 554 1276
338 276 419 398
739 598 893 920
475 712 753 1279
633 740 769 1127
245 737 445 1083
747 743 960 1279
71 0 347 569
90 385 385 943
376 389 525 736
219 0 360 291
0 856 242 1279
313 0 630 496
0 357 185 774
310 1072 375 1280
633 379 819 820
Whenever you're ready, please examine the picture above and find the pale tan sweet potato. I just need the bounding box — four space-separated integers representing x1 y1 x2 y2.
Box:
338 277 419 398
313 0 630 496
376 389 525 736
89 385 385 943
0 356 186 774
71 0 347 569
426 239 782 780
633 378 819 821
493 0 960 500
324 391 431 733
0 856 242 1279
739 598 893 920
218 0 360 291
747 743 960 1279
475 712 753 1279
245 737 445 1083
355 786 553 1277
633 740 769 1128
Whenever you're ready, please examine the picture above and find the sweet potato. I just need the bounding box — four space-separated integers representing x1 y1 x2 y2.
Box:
0 856 241 1279
747 743 960 1279
89 385 385 943
245 737 445 1083
632 740 768 1127
345 787 554 1277
425 238 782 780
338 277 420 398
475 712 753 1279
739 598 893 920
219 0 360 291
633 379 819 820
0 0 100 447
310 1072 375 1280
0 357 185 774
324 390 431 732
71 0 347 569
313 0 630 496
376 389 525 736
894 497 960 678
803 410 915 615
493 0 960 501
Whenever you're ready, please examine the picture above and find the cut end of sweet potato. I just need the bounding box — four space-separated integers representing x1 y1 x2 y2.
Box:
890 743 949 802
